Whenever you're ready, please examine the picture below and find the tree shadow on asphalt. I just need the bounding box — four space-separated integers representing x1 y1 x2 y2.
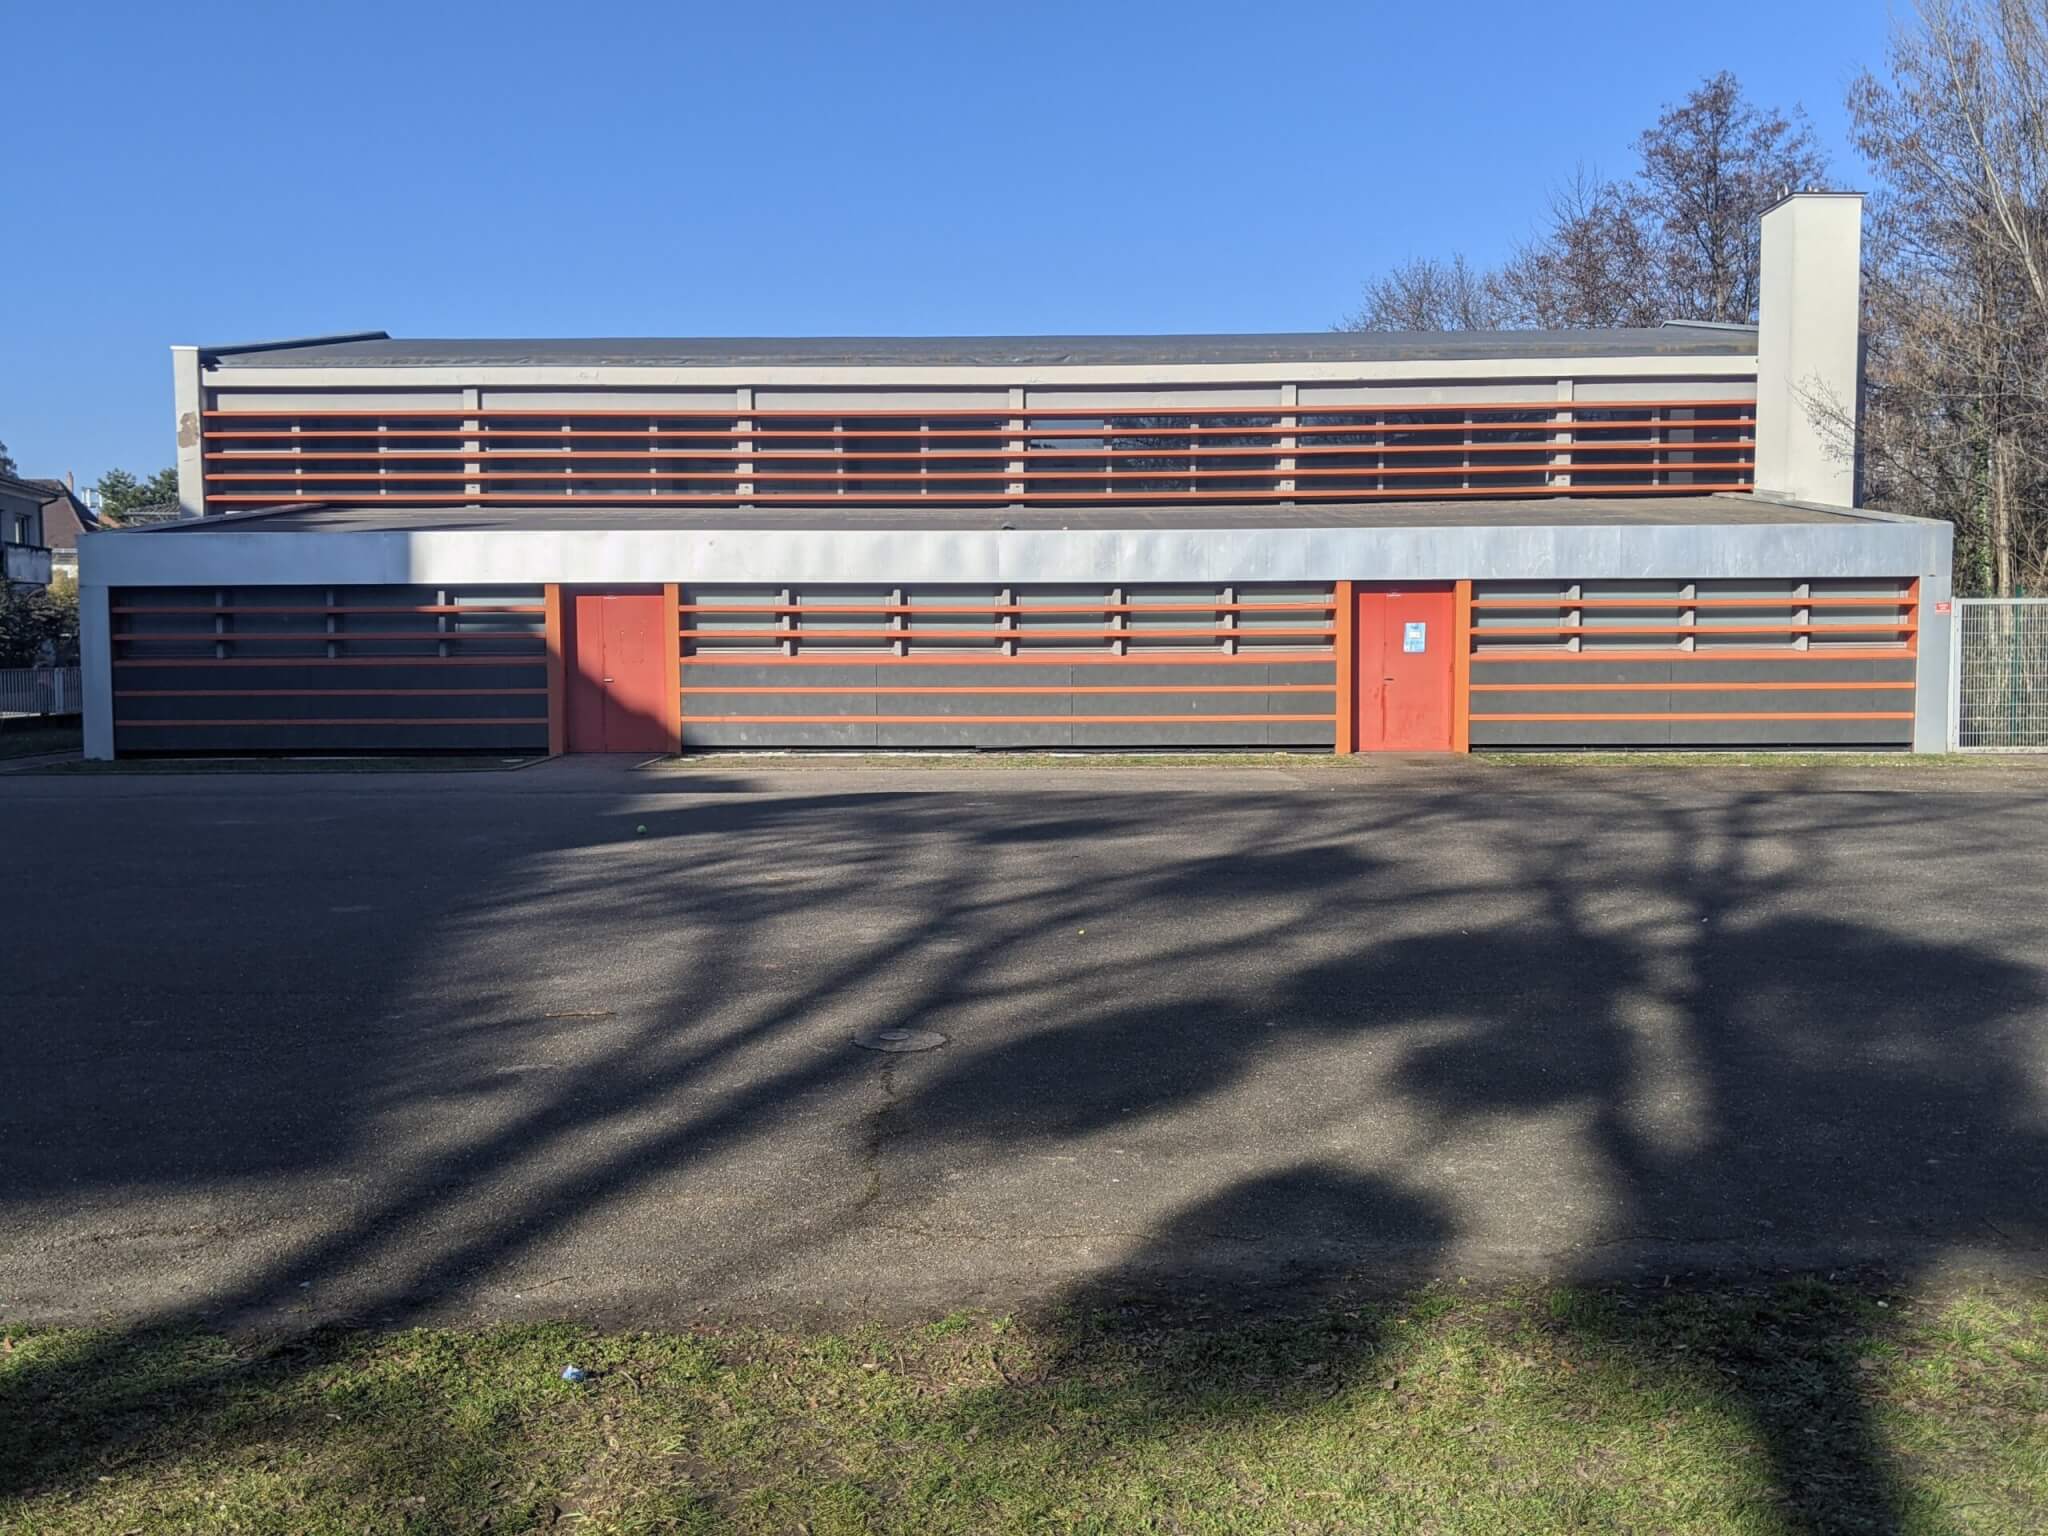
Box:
3 770 2046 1531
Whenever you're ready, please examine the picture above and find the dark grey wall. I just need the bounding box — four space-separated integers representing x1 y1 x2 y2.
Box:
110 584 548 754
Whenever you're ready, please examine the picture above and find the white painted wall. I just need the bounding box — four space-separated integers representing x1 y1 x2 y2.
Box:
1754 193 1864 507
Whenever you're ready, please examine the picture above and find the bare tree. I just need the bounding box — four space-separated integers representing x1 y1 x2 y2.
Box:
1340 74 1825 333
1341 254 1510 331
1851 0 2048 593
1633 72 1827 322
1493 173 1671 328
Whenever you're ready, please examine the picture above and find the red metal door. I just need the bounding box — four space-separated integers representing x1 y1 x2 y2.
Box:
567 592 671 753
1355 585 1455 751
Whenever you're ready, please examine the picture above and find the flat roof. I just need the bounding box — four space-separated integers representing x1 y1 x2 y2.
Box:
137 495 1868 535
199 325 1758 370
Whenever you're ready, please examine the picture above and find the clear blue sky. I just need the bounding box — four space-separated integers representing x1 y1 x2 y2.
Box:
5 0 1895 491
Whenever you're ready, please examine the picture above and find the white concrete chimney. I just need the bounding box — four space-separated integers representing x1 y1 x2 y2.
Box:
1753 191 1864 507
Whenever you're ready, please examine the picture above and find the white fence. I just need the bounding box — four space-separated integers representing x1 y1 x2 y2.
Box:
1952 599 2048 751
0 666 81 717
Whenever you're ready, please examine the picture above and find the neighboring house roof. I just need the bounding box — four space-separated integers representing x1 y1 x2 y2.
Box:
23 479 98 550
199 323 1760 370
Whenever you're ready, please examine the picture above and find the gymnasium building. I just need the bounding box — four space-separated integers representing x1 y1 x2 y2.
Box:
79 192 1952 758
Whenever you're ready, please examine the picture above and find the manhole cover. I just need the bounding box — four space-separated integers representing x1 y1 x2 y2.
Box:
853 1027 948 1053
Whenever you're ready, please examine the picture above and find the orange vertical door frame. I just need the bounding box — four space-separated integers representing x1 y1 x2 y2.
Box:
663 581 684 755
543 584 567 756
1451 578 1474 752
1333 579 1357 754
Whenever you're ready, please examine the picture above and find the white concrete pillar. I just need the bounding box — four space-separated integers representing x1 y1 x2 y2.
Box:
1754 191 1864 507
77 566 114 759
172 345 206 520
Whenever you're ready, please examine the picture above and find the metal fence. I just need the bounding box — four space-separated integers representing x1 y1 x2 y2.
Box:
1953 599 2048 751
0 666 81 717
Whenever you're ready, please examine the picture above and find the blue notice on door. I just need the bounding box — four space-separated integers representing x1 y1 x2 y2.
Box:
1402 621 1427 653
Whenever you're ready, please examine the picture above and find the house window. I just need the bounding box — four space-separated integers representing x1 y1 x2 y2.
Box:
11 515 30 545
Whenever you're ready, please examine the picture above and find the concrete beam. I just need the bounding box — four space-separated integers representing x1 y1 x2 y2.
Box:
76 518 1951 591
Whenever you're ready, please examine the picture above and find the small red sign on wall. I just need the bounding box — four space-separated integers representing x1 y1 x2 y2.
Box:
1935 600 1952 614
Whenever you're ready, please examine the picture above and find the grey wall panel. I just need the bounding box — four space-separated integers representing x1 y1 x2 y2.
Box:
876 664 1075 689
1066 693 1273 718
1263 662 1339 685
1068 721 1273 748
1469 689 1912 717
1470 657 1915 687
684 692 880 718
1266 720 1338 747
115 724 547 753
681 721 879 748
869 693 1071 718
115 694 545 723
1472 719 1676 747
873 723 1074 749
1472 718 1910 748
113 662 548 693
1666 718 1912 746
681 662 880 689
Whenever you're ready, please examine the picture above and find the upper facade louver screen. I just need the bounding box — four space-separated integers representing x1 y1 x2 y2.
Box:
198 398 1756 508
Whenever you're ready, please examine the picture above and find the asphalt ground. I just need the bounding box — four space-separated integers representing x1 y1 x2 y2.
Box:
4 754 2045 1327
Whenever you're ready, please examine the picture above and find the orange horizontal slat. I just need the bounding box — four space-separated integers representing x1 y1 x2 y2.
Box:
111 604 544 616
1474 622 1914 636
206 459 1749 487
679 684 1334 695
680 713 1335 725
1470 680 1917 693
113 656 549 668
678 601 1332 616
677 652 1334 666
204 421 1757 449
204 481 1756 505
114 688 547 698
680 625 1334 641
203 398 1756 423
204 437 1755 464
1469 596 1913 610
1481 710 1915 722
117 632 548 644
117 717 547 728
1470 648 1914 662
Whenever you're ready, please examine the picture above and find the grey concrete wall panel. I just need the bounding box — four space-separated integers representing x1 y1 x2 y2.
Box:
1673 717 1912 745
684 692 880 718
1068 720 1277 748
1471 719 1677 747
1471 718 1910 748
79 519 1952 592
1467 689 1910 717
115 724 547 753
1469 657 1915 687
681 663 882 690
681 721 878 748
872 723 1075 749
114 693 544 723
869 694 1070 718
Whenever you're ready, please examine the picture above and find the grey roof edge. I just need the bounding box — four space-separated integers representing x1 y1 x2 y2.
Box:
197 325 1760 370
1762 188 1867 215
1742 490 1951 529
134 493 1879 534
84 503 299 534
196 330 390 363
